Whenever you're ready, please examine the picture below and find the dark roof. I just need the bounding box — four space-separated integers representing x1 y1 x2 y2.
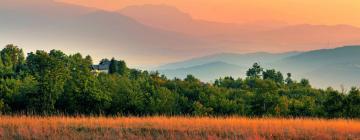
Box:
92 61 110 70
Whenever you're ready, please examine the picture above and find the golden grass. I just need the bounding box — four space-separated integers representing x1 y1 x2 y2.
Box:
0 116 359 140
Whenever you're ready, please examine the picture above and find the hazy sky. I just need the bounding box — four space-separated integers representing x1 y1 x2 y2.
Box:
58 0 360 26
3 0 360 67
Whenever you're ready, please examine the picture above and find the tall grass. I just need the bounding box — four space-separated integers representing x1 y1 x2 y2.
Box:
0 116 359 139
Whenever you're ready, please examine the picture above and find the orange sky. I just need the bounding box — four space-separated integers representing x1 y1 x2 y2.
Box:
58 0 360 26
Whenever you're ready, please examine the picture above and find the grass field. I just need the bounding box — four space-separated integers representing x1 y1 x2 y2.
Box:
0 116 359 140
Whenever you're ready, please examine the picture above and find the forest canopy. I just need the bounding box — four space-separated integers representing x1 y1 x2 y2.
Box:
0 44 359 118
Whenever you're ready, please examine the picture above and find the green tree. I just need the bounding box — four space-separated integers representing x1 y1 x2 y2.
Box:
324 89 345 118
109 58 128 76
214 77 243 89
0 44 358 118
300 79 310 87
250 92 281 116
345 88 360 118
0 78 21 113
0 53 3 68
1 44 25 68
25 50 70 114
246 63 263 79
288 97 316 117
285 73 293 85
192 101 213 116
147 87 177 115
85 55 93 64
108 58 117 74
263 69 284 84
0 99 4 114
0 44 25 78
58 53 110 114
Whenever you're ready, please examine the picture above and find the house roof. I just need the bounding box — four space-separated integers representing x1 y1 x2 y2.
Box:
92 61 110 70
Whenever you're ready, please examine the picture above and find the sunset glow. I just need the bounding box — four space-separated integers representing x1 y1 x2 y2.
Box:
58 0 360 26
0 2 360 139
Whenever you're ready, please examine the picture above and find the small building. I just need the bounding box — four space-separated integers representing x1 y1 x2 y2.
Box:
91 61 110 74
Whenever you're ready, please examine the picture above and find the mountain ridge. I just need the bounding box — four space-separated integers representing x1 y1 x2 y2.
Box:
158 46 360 88
159 61 247 82
0 1 215 66
157 51 300 70
120 4 360 52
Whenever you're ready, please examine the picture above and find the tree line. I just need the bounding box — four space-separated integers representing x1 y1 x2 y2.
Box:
0 44 359 118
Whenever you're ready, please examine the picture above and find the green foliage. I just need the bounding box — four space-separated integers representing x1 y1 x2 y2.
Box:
25 50 70 114
0 44 25 78
246 63 263 79
0 44 359 118
285 73 293 85
345 88 360 117
214 77 243 89
0 99 4 113
193 101 213 116
1 44 25 67
263 69 284 84
109 58 128 76
323 88 346 118
57 53 110 114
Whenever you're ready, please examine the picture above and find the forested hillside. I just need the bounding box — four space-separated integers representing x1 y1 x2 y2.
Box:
0 44 359 118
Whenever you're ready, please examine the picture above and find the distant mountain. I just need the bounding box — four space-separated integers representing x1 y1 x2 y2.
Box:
159 62 247 82
158 46 360 88
157 52 300 70
0 0 95 20
3 1 360 68
272 46 360 88
274 46 360 71
119 4 244 37
304 63 360 89
120 5 360 52
0 0 214 66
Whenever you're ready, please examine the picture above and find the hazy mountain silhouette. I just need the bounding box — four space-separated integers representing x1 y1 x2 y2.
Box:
119 4 243 37
120 4 360 52
0 0 95 19
158 46 360 88
272 46 360 88
0 0 213 66
2 0 360 73
157 52 299 70
159 62 247 82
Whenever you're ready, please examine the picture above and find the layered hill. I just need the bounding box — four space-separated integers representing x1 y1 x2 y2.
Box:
0 0 212 66
157 46 360 88
120 5 360 52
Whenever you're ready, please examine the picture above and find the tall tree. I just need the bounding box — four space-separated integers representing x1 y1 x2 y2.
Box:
263 69 284 84
345 88 360 118
285 73 293 85
25 50 70 114
324 89 345 118
109 58 118 74
117 60 128 76
85 55 93 65
109 58 128 76
0 44 25 68
58 53 110 114
300 79 310 87
246 63 263 79
0 44 25 77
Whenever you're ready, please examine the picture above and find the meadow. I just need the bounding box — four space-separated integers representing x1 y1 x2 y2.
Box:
0 116 359 140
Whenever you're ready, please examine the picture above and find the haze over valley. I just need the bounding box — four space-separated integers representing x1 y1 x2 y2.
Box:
1 2 360 139
1 0 360 88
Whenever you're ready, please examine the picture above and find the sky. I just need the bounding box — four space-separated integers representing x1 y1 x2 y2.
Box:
58 0 360 27
2 0 360 67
